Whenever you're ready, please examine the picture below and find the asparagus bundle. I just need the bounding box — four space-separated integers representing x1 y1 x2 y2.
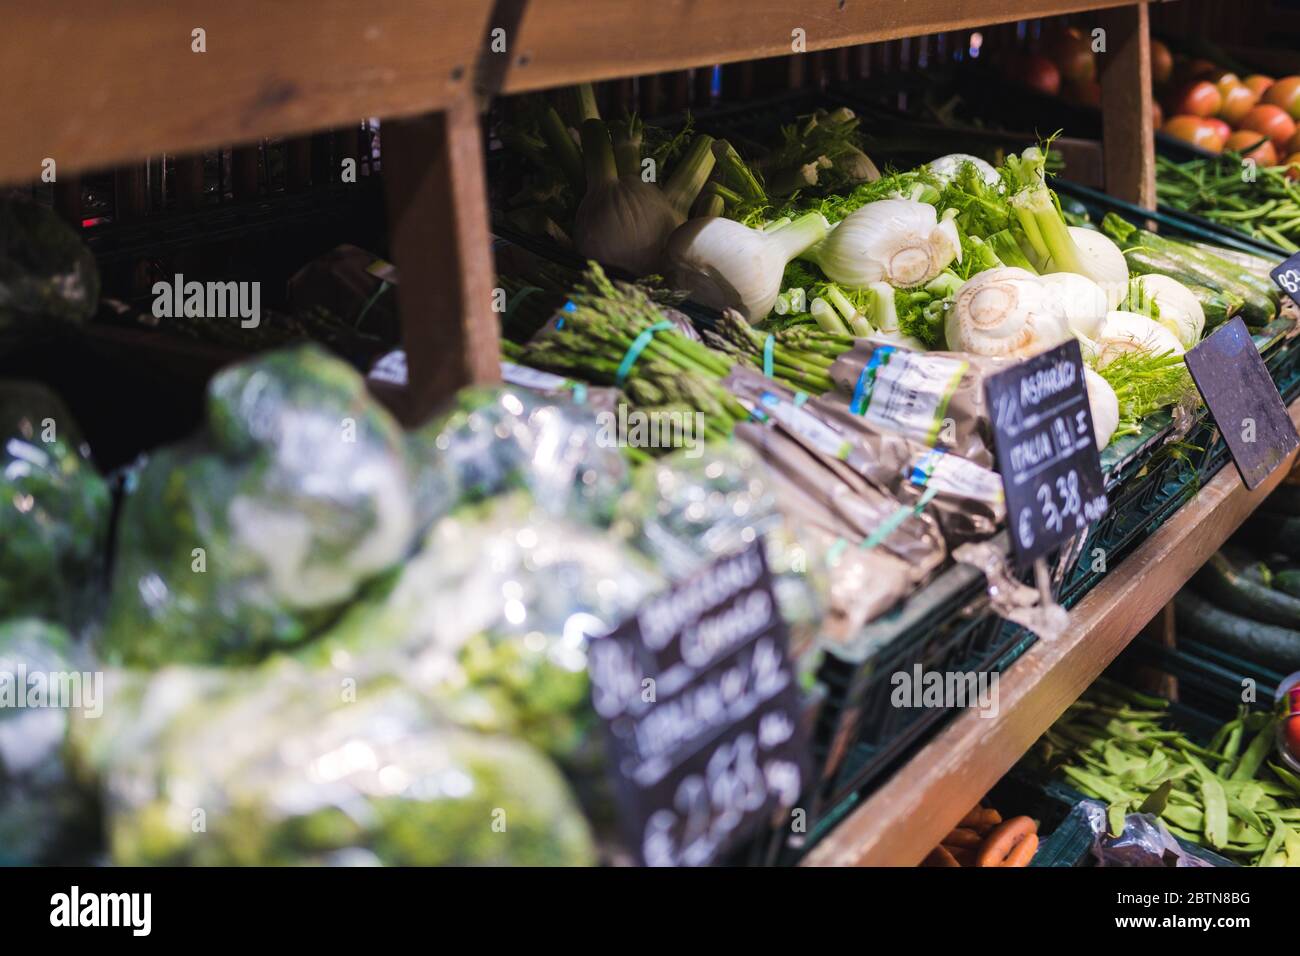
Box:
520 263 749 444
703 309 841 394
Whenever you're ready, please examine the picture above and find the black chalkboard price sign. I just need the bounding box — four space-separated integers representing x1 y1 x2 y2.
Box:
984 338 1109 570
1270 252 1300 310
1184 316 1299 491
585 540 806 867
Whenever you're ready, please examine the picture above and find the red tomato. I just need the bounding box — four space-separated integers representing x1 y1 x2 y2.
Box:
1245 74 1276 97
1264 76 1300 120
1008 53 1062 97
1287 130 1300 155
1152 101 1164 128
1285 686 1300 759
1163 115 1226 152
1220 84 1260 125
1204 118 1233 142
1151 39 1174 86
1288 716 1300 762
1202 69 1243 101
1242 103 1298 151
1046 26 1097 85
1224 130 1278 164
1170 80 1223 118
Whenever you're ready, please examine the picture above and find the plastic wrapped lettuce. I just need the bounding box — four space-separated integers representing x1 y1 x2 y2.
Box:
101 345 418 666
407 386 629 529
303 492 664 766
78 661 595 865
0 383 111 623
614 442 827 644
0 196 99 345
0 618 101 864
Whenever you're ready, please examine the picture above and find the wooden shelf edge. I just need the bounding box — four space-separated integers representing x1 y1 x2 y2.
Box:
801 396 1300 867
1 0 1145 186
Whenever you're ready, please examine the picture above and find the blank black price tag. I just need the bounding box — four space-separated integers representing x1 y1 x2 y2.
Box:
1270 253 1300 309
586 540 806 867
1184 316 1298 491
984 338 1109 570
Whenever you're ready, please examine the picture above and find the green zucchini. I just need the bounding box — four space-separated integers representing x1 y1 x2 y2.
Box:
1274 569 1300 600
1186 283 1244 331
1240 512 1300 561
1121 248 1274 327
1175 590 1300 673
1194 551 1300 627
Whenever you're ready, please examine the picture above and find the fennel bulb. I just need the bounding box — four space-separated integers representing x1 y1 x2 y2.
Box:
1093 310 1185 369
1002 148 1126 307
1059 227 1128 311
663 212 830 322
945 268 1071 358
1131 274 1205 349
572 119 715 276
803 199 961 289
928 154 1001 188
1083 366 1120 450
1039 272 1108 339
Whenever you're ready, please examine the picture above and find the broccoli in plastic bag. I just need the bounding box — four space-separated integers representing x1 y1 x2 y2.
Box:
79 661 595 865
0 196 99 343
303 492 664 768
0 382 111 623
0 618 101 864
101 345 418 666
407 386 630 529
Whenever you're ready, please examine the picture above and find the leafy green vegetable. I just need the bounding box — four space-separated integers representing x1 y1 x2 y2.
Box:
85 662 596 866
0 383 110 623
0 618 99 864
101 345 419 667
0 197 99 344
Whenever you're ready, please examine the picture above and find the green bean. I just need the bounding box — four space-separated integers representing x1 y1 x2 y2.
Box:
1270 763 1300 797
1185 751 1230 849
1231 720 1277 782
1261 813 1289 867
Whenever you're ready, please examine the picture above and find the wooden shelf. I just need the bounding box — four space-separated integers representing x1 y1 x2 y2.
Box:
801 397 1300 867
3 0 1144 186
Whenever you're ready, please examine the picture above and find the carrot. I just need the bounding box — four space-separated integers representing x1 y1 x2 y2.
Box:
923 845 962 867
943 845 976 866
1001 832 1038 867
943 827 983 848
959 807 1002 833
976 816 1038 867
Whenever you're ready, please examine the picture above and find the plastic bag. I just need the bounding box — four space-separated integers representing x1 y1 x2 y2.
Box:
80 661 596 866
0 382 111 624
0 618 100 864
0 197 99 343
101 345 418 666
1079 799 1215 867
303 491 664 768
615 442 827 649
408 385 630 529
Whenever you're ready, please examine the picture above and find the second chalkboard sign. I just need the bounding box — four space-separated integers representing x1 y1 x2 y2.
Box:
586 540 807 867
984 338 1109 570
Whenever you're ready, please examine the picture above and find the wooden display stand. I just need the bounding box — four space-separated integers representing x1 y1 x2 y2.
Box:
6 1 1260 866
